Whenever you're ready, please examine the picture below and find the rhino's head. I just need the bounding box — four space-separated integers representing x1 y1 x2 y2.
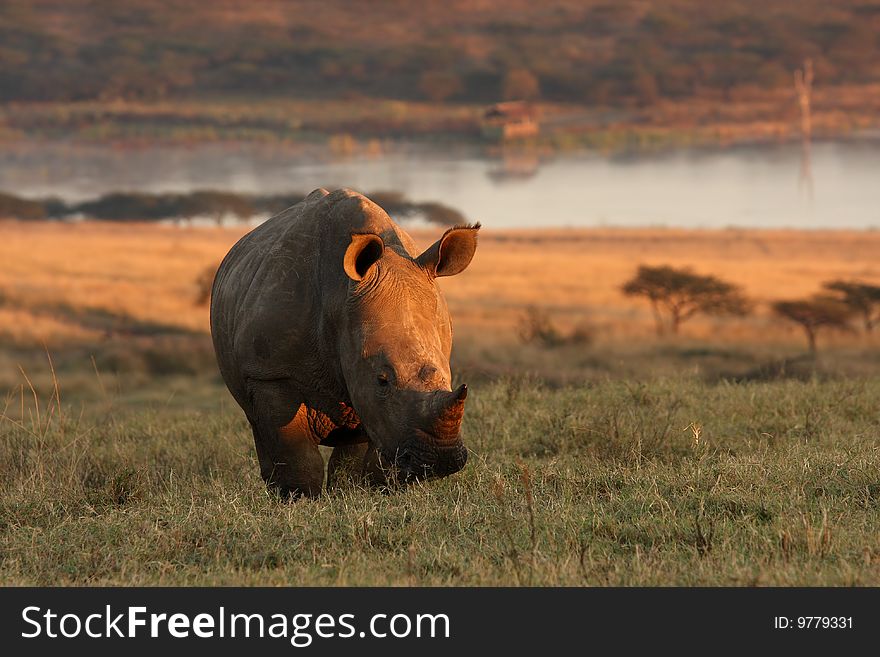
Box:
339 222 479 483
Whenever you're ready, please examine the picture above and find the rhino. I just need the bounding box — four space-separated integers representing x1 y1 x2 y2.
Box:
210 188 479 498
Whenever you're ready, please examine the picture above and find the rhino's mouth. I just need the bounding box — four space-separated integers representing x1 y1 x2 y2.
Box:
379 432 468 482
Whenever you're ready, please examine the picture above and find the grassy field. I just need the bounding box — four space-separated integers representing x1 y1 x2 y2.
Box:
1 220 879 585
2 220 879 374
2 374 879 585
4 220 880 345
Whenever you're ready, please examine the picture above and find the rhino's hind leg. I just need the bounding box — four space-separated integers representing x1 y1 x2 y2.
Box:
248 392 324 499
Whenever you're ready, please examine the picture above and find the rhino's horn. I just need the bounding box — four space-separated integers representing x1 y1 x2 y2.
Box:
431 384 467 442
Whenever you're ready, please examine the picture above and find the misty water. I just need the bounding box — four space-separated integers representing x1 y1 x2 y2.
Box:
2 140 878 229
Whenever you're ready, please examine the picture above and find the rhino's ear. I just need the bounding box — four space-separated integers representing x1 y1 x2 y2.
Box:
344 233 385 281
416 223 480 278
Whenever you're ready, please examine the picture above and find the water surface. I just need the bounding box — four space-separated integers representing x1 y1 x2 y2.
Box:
2 140 877 229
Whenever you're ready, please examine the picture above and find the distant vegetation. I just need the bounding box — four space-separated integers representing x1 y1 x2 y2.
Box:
194 264 218 308
773 297 854 354
0 190 467 226
621 265 751 335
1 1 878 107
607 266 880 354
0 193 50 221
822 280 880 333
770 279 880 353
517 306 594 348
614 265 880 353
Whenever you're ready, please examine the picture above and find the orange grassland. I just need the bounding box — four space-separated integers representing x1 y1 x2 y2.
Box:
2 220 880 349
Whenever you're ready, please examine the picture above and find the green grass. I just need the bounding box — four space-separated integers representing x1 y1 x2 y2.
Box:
2 365 878 586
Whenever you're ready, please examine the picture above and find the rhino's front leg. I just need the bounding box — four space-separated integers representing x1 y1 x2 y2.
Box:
247 384 324 498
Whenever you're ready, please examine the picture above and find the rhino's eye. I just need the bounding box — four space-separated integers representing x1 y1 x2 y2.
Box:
376 373 390 387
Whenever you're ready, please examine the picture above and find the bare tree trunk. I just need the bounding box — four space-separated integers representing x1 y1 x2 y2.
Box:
805 326 817 355
794 59 813 141
670 308 681 335
794 59 814 199
650 299 664 336
799 138 814 199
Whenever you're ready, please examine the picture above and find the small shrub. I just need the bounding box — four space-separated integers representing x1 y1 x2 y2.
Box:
517 307 594 348
518 307 563 347
195 263 218 306
569 322 596 346
415 201 467 227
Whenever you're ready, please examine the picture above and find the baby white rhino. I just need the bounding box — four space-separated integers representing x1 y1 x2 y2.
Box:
210 188 479 498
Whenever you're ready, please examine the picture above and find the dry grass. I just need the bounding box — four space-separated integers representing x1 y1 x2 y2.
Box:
2 374 879 585
1 220 879 586
2 220 879 350
0 221 230 342
435 226 880 346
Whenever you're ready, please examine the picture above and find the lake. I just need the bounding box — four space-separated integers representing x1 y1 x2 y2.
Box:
2 139 878 229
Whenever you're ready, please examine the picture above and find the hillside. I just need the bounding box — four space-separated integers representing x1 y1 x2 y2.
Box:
2 0 879 106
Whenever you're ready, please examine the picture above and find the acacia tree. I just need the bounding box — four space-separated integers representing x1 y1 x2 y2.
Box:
823 280 880 333
772 296 854 354
621 265 751 335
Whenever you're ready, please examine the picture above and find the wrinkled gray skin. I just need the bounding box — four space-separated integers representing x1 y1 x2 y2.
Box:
210 188 479 498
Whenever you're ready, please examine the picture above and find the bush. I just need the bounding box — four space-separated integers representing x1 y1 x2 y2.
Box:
366 190 417 220
75 191 255 223
502 68 541 101
248 193 307 216
0 189 471 227
518 307 563 347
0 193 47 220
194 263 218 307
418 70 463 102
179 191 253 224
517 307 594 348
74 193 181 221
416 202 467 226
